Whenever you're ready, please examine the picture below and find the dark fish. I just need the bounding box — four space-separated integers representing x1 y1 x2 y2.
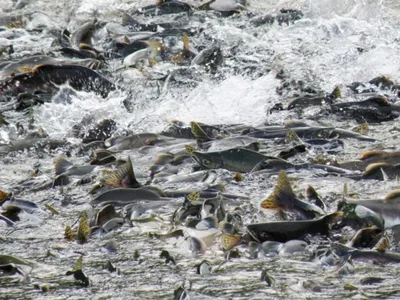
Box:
71 21 96 48
90 187 166 206
361 162 400 180
287 86 341 110
0 64 116 98
360 150 400 166
135 0 193 16
72 118 117 143
247 212 343 243
331 243 400 264
276 9 304 25
330 96 400 123
245 121 375 142
0 55 104 79
191 44 223 73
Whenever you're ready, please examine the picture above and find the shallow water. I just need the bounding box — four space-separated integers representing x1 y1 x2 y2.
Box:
2 0 400 299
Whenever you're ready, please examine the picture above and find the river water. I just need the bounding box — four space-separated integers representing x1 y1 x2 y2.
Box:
1 0 400 299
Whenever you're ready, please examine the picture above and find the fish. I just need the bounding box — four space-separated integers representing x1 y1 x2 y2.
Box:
105 133 166 151
330 96 400 123
247 212 343 243
244 121 375 142
52 156 98 186
70 21 97 48
191 44 223 73
331 242 400 264
260 171 325 220
189 146 352 174
90 187 167 206
187 147 284 173
0 64 116 98
345 190 400 227
361 162 400 180
0 55 104 79
134 0 193 16
287 86 341 110
122 40 165 68
0 135 67 154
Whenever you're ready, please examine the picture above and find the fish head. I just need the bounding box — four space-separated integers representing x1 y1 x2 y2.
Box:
191 151 222 169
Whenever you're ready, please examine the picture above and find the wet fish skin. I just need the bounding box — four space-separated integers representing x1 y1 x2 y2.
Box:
345 190 400 228
260 171 325 220
247 212 343 243
0 55 104 80
90 187 165 206
330 96 400 123
191 148 281 173
0 64 116 98
331 243 400 264
71 21 96 48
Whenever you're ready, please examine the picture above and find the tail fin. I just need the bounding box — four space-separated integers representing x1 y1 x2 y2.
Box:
285 128 302 144
330 86 341 99
260 171 294 210
185 144 196 156
100 157 141 188
171 33 191 63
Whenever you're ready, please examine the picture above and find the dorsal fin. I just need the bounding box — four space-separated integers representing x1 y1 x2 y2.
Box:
185 191 200 201
306 184 327 211
369 75 393 87
367 96 391 106
185 144 196 156
31 64 48 75
360 150 387 160
285 128 302 144
121 13 139 27
54 156 73 175
352 122 369 134
330 86 341 99
101 157 141 188
260 171 295 210
190 121 212 142
384 189 400 203
220 233 241 251
373 236 390 252
123 36 130 44
364 162 390 176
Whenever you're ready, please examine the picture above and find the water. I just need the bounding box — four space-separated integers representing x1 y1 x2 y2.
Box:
2 0 400 299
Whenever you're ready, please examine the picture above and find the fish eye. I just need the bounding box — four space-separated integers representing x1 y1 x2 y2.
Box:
202 158 212 166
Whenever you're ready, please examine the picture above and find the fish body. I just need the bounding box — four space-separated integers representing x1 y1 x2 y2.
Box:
345 190 400 227
191 148 280 173
247 212 342 243
0 64 116 98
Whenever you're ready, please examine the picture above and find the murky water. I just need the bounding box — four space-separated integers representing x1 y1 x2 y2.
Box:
2 0 400 299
